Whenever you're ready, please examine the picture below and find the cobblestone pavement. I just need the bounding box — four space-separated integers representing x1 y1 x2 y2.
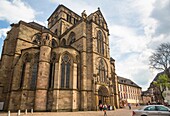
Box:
0 106 140 116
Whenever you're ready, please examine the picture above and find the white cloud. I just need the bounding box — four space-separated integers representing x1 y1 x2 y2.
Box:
0 0 36 23
48 0 169 91
0 27 11 57
0 27 10 40
114 49 159 90
109 24 150 62
33 20 48 27
0 0 169 91
107 0 163 91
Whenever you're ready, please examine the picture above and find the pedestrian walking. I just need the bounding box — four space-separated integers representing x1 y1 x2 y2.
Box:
128 103 131 110
103 104 107 116
99 103 103 111
108 104 110 110
136 103 138 107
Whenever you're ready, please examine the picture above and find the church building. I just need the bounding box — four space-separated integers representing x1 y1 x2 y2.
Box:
0 5 119 111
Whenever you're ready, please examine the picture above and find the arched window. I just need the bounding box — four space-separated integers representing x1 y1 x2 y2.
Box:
55 29 58 35
76 55 80 89
46 34 49 40
68 32 75 45
31 63 38 90
60 38 66 47
20 53 30 88
52 39 58 48
20 63 26 88
97 30 104 55
98 59 107 82
60 54 71 88
48 52 56 89
30 53 39 90
95 16 97 22
32 33 41 45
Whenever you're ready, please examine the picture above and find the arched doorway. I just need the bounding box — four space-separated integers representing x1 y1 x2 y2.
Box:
98 86 109 105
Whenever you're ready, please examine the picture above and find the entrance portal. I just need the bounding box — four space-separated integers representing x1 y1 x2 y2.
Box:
98 86 109 105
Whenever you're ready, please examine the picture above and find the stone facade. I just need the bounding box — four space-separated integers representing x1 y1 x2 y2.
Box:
0 5 119 112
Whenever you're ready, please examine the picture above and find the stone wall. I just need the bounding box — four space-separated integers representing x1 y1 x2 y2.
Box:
58 90 73 111
0 5 119 112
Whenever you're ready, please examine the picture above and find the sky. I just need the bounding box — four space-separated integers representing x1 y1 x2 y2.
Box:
0 0 170 91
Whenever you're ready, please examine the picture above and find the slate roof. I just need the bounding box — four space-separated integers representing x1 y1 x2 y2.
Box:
118 76 141 88
152 67 170 82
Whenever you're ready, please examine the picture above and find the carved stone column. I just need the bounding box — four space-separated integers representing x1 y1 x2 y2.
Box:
52 62 59 111
34 33 52 111
80 21 87 111
72 63 77 111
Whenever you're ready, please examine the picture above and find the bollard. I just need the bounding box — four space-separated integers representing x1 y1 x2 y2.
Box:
31 108 33 114
17 109 20 116
7 110 10 116
25 109 27 115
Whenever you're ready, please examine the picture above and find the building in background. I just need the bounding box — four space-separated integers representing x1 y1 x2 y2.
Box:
148 67 170 105
141 90 152 105
118 76 142 107
0 5 119 112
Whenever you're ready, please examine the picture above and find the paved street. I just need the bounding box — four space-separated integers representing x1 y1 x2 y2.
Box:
0 106 140 116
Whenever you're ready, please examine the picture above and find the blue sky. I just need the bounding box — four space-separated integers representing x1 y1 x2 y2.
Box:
0 0 170 90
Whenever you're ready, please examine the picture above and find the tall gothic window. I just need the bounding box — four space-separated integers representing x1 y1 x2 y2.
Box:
67 14 71 23
68 32 75 45
49 63 55 89
55 29 58 35
98 59 107 82
31 63 38 90
76 55 80 89
60 54 71 88
30 54 39 90
48 53 56 89
52 39 58 48
97 30 104 55
20 63 26 88
60 38 66 47
20 53 30 89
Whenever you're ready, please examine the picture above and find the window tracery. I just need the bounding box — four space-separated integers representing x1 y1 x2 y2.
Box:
60 38 66 47
97 30 104 55
60 54 71 88
68 32 75 45
97 59 107 83
32 33 41 45
20 53 30 89
30 53 39 90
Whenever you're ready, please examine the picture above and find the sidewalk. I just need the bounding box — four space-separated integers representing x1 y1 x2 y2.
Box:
0 106 141 116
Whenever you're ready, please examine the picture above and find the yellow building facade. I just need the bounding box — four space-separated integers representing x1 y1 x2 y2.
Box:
118 76 142 107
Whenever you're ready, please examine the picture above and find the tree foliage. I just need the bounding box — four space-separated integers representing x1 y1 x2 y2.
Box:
149 43 170 71
153 74 170 100
150 42 170 103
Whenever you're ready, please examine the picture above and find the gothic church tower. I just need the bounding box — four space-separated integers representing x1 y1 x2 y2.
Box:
0 5 119 112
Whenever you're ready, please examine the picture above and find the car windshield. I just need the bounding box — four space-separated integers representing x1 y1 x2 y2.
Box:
144 106 156 111
156 106 169 111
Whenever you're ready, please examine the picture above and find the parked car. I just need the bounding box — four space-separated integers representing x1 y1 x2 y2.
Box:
132 105 170 116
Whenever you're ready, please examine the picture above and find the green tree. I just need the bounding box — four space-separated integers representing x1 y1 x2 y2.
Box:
153 74 170 101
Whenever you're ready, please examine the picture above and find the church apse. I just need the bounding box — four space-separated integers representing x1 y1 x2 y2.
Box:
0 4 119 111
